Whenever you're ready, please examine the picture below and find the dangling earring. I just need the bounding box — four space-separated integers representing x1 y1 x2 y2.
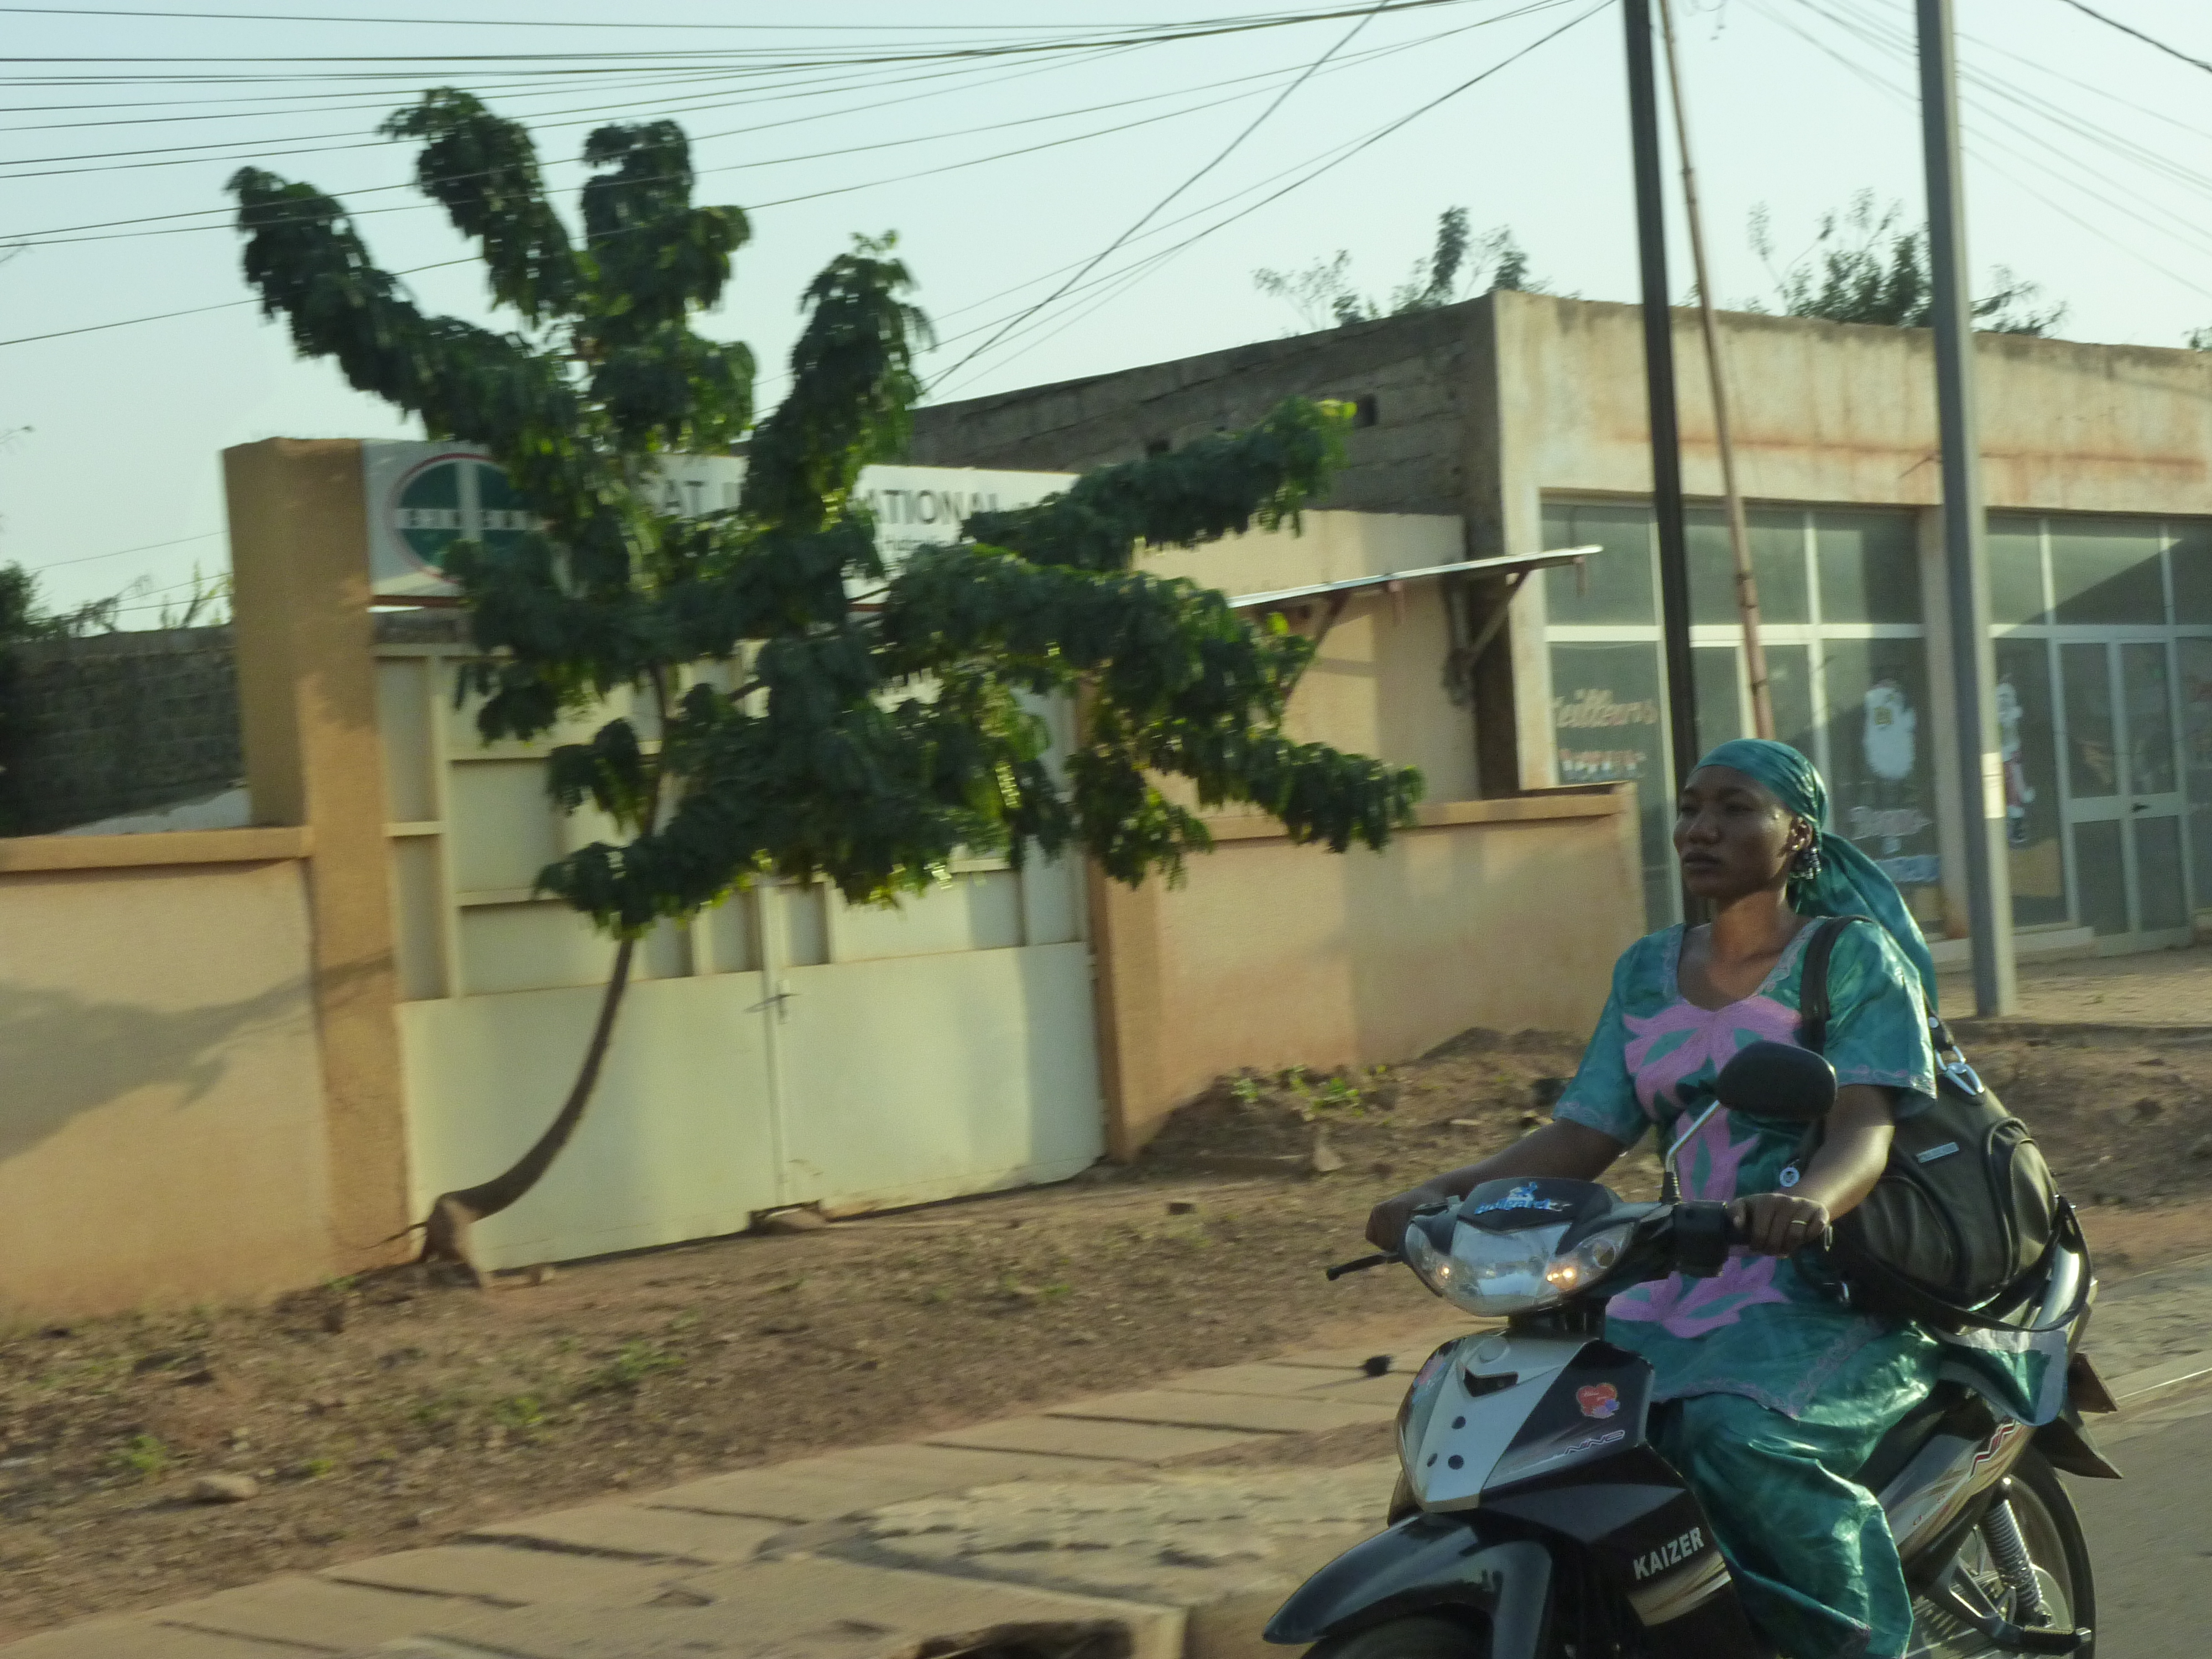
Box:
1791 837 1823 880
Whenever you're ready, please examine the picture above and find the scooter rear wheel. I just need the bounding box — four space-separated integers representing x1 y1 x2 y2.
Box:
1308 1614 1487 1659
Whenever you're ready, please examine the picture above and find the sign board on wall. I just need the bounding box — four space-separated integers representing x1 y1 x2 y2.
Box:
361 441 1075 601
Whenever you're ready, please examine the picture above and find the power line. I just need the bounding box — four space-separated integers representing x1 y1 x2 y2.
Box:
926 0 1399 392
17 530 222 571
2050 0 2212 77
0 2 1426 32
7 9 1512 250
928 0 1609 398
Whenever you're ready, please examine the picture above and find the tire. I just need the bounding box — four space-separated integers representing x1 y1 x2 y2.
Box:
1308 1615 1488 1659
2004 1449 2097 1655
1923 1448 2097 1659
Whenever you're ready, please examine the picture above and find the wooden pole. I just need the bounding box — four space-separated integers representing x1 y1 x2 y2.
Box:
1656 0 1774 740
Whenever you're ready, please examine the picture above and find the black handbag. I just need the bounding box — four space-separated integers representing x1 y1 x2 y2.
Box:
1792 916 2063 1331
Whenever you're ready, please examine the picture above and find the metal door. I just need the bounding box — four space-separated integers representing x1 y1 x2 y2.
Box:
2058 639 2192 948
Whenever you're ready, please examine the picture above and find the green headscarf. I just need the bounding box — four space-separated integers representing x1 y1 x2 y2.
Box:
1692 737 1940 1013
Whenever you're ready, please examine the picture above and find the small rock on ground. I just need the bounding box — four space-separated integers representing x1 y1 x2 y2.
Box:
191 1473 259 1504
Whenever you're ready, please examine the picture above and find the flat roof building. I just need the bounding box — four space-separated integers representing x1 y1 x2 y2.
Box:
908 289 2212 963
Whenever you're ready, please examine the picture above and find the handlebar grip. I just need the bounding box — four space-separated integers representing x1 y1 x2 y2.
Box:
1326 1251 1401 1281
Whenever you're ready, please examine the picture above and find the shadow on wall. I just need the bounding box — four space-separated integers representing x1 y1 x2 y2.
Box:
0 974 311 1170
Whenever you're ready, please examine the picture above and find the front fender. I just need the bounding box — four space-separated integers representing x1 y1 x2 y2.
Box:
1263 1516 1550 1654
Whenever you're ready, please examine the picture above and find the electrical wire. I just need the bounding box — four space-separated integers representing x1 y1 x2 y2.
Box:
927 0 1609 398
1752 0 2212 306
925 0 1396 392
15 532 224 577
2049 0 2212 77
7 7 1533 246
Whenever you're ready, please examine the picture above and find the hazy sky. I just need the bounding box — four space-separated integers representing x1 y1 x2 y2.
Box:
4 0 2210 619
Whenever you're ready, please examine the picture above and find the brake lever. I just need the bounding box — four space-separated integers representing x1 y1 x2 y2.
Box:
1325 1251 1403 1281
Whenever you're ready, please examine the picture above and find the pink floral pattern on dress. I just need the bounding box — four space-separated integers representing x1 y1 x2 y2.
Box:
1621 995 1802 1117
1611 997 1804 1339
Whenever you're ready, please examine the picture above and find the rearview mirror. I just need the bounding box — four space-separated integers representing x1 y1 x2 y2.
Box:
1714 1041 1837 1124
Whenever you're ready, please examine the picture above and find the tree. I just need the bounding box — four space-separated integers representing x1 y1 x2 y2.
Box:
230 91 1422 1281
1254 207 1541 333
1747 191 2065 336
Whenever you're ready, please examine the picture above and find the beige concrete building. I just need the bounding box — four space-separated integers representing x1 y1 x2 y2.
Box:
909 289 2212 965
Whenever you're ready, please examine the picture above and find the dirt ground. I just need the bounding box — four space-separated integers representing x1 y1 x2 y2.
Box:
6 1024 2212 1640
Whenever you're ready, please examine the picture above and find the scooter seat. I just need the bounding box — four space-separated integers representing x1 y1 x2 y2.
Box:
1853 1380 1974 1496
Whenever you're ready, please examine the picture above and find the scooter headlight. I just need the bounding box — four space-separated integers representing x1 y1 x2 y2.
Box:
1404 1214 1572 1315
1543 1223 1633 1295
1402 1217 1636 1316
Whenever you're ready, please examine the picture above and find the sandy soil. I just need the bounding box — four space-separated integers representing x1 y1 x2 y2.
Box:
1 1024 2205 1640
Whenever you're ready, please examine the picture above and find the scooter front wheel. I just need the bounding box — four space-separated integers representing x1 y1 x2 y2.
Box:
1309 1614 1488 1659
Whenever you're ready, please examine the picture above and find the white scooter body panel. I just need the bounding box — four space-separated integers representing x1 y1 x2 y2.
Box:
1401 1331 1588 1510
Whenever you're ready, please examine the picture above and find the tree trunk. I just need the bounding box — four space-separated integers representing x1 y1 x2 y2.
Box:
419 935 638 1285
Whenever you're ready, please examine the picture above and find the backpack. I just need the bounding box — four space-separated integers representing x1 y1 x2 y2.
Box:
1792 916 2064 1332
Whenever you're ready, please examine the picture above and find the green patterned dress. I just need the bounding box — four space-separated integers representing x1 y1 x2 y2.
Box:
1554 919 1940 1659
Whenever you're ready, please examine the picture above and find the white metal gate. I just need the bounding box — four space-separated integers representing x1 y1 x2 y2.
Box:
374 638 1103 1271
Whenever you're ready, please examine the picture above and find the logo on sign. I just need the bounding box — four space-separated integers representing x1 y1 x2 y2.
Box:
389 452 535 575
1577 1383 1621 1419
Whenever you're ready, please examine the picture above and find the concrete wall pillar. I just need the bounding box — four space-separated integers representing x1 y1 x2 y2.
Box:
225 438 414 1269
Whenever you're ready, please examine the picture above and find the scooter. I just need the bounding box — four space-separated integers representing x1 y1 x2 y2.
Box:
1266 1041 2116 1659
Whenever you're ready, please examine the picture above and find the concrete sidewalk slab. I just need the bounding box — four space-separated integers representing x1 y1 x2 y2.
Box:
156 1576 512 1653
1161 1362 1354 1399
925 1415 1258 1463
354 1556 1185 1659
0 1620 319 1658
323 1542 682 1608
1042 1387 1396 1435
467 1502 784 1565
837 1462 1400 1638
643 1443 1109 1523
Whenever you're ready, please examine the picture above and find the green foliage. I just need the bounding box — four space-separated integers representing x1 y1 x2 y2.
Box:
110 1433 169 1482
231 90 1418 946
1747 192 2065 337
1254 207 1542 332
583 1340 682 1394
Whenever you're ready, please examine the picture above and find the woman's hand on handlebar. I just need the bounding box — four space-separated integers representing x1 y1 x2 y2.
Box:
1365 1183 1450 1252
1730 1192 1831 1256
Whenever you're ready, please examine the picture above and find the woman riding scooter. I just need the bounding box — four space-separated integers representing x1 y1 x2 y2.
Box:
1368 739 2004 1659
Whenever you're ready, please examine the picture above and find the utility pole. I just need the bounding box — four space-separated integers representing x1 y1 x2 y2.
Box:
1917 0 2015 1016
1657 0 1773 741
1623 0 1700 883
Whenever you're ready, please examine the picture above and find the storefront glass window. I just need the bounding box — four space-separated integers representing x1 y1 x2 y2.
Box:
1542 501 1655 625
2178 638 2212 910
2172 523 2212 625
1549 639 1673 924
1816 511 1922 624
2049 519 2166 625
1988 515 2047 627
1994 638 2067 927
1820 637 1942 917
1688 508 1811 625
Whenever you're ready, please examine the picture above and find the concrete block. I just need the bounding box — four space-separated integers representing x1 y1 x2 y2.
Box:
847 1465 1395 1634
925 1415 1258 1463
385 1557 1183 1659
1164 1363 1358 1399
0 1620 312 1658
156 1575 508 1651
1044 1389 1395 1435
322 1542 680 1608
467 1503 781 1564
645 1443 1103 1524
1296 1373 1418 1408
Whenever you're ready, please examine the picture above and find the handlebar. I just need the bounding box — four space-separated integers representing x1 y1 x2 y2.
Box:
1325 1250 1401 1280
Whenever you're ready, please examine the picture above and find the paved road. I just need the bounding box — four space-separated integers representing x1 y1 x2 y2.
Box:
2070 1385 2212 1657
